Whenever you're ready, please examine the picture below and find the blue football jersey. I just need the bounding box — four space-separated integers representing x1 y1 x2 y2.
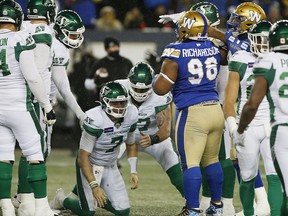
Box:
226 31 250 55
161 39 222 109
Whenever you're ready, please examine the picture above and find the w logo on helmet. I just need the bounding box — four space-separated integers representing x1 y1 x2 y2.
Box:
249 10 261 22
182 17 196 29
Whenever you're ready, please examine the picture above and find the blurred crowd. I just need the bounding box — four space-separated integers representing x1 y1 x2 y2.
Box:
16 0 286 30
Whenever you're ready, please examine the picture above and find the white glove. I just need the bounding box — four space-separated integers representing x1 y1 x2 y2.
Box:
158 12 184 24
79 113 87 129
231 129 245 150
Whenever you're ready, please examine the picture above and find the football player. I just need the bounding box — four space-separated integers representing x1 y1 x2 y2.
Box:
15 1 56 214
225 3 271 215
223 20 282 216
0 1 56 216
50 81 139 216
235 19 288 216
154 11 228 216
117 62 186 214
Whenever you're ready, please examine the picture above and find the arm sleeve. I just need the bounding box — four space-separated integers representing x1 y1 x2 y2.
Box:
19 50 52 112
217 65 229 105
34 43 50 75
51 65 85 119
79 130 97 153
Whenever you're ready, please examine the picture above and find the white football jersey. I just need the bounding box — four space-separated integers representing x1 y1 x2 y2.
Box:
82 104 138 166
0 29 36 111
229 50 270 125
117 79 173 144
50 37 70 101
22 21 53 98
253 52 288 126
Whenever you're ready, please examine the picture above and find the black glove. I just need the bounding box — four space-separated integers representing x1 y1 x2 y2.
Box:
43 108 56 126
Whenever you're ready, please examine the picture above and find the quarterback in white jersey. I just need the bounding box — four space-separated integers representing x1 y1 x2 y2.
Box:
224 20 282 216
0 1 56 216
117 62 185 211
237 20 288 216
50 82 139 216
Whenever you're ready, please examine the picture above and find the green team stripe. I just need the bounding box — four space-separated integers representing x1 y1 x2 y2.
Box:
228 61 247 81
29 109 45 156
75 157 91 211
25 83 33 111
155 104 168 113
253 66 276 87
129 122 137 132
14 42 36 61
83 124 103 137
32 34 52 47
266 88 276 123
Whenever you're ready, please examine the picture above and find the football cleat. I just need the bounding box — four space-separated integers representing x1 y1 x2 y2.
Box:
50 188 66 210
205 201 223 216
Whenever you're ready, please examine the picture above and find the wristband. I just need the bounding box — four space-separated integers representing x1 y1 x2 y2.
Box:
89 180 99 190
149 134 160 145
128 157 137 174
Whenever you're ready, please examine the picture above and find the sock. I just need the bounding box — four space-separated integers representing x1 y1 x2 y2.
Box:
221 159 236 198
267 174 283 216
254 169 264 188
240 178 255 216
166 163 184 197
0 161 13 198
201 165 210 197
63 197 95 216
183 167 202 209
205 162 223 201
103 199 130 216
281 195 288 216
18 156 33 193
27 163 47 198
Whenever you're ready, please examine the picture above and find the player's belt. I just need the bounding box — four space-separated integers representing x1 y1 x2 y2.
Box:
194 100 219 106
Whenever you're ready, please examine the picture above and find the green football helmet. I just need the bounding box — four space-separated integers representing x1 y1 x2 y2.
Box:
269 20 288 51
54 10 85 48
27 0 56 24
190 2 220 27
100 81 129 118
248 20 271 55
0 0 23 30
128 62 154 102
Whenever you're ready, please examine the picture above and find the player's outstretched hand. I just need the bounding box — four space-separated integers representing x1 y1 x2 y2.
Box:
158 12 184 24
92 187 107 208
130 173 139 190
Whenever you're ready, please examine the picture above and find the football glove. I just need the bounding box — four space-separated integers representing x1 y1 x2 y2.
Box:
231 129 245 150
43 108 56 126
158 12 184 24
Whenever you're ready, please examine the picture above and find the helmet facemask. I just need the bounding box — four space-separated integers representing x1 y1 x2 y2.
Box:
249 32 269 55
60 27 85 48
129 82 152 102
102 96 129 118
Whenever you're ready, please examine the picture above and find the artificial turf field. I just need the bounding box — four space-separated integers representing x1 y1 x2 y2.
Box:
1 149 267 216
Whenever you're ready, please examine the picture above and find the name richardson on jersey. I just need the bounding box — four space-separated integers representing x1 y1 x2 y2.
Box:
182 46 220 58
